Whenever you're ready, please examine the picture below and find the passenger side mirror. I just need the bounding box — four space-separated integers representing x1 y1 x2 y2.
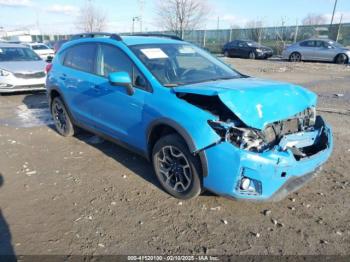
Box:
108 71 134 96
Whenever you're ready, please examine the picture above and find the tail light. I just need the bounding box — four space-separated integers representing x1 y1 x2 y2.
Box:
45 63 53 74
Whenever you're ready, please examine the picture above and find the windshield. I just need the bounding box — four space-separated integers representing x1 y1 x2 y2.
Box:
327 41 345 49
32 44 49 50
0 47 41 62
246 41 261 47
130 43 242 86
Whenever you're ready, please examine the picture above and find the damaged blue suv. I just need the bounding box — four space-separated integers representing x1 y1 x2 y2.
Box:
46 33 333 201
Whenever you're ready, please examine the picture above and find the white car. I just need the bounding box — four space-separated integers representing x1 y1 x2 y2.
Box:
0 43 47 93
27 43 55 62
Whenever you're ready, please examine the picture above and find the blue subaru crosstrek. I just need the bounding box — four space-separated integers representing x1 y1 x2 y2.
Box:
46 33 333 201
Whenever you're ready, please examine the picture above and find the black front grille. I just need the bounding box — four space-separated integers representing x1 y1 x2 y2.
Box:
14 72 46 79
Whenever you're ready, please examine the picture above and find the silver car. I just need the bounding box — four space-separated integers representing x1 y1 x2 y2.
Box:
0 43 46 93
282 39 350 64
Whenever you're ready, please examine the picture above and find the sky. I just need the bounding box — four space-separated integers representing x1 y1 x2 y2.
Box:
0 0 349 34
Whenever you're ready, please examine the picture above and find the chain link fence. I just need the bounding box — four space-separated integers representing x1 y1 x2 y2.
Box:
29 23 350 55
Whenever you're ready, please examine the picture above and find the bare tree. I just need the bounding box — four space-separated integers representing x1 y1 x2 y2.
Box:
245 20 265 43
77 0 108 33
302 13 327 26
155 0 208 38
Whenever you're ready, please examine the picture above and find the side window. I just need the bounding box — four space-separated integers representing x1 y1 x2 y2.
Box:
315 41 324 47
98 44 148 90
300 41 315 47
229 41 237 47
63 44 96 73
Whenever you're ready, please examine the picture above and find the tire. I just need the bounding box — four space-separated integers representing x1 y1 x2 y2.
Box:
224 51 229 57
335 53 348 64
248 51 256 59
289 52 301 62
51 96 76 137
152 134 202 200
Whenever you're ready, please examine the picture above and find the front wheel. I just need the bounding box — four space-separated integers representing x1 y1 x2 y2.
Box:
51 97 77 137
335 54 348 64
152 134 202 200
248 51 256 59
224 51 229 57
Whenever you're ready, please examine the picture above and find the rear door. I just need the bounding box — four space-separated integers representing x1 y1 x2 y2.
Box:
299 40 316 60
59 43 98 126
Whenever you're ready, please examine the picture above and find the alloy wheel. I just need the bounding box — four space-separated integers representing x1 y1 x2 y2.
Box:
52 101 68 134
290 52 301 62
155 145 192 193
336 54 347 64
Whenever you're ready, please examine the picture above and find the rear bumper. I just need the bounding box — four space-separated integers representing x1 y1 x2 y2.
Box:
202 116 333 201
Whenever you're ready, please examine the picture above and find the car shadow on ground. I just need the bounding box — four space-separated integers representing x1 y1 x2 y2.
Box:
76 131 167 192
0 174 16 261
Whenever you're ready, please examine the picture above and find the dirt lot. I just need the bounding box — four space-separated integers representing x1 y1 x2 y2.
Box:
0 58 349 256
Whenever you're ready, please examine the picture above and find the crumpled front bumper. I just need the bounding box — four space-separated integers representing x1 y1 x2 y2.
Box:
202 116 333 201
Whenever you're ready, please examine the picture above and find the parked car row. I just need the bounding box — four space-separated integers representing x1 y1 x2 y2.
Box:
222 38 349 64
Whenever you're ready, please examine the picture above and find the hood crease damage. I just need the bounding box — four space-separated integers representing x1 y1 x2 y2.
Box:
175 79 323 157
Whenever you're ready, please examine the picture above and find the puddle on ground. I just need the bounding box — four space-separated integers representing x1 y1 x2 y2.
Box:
0 103 53 128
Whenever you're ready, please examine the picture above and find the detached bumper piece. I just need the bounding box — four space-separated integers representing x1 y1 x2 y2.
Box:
203 116 333 201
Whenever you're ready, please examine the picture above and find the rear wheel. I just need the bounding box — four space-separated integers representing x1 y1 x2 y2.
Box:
152 134 202 200
224 51 229 57
51 97 76 137
289 52 301 62
248 51 256 59
335 53 348 64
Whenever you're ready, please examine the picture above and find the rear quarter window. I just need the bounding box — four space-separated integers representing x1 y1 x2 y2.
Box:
63 44 96 73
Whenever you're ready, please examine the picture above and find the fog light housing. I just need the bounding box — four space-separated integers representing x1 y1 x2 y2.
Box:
240 177 251 190
237 172 262 195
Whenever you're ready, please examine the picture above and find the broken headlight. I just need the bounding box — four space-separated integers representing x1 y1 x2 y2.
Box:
228 126 266 152
208 120 267 152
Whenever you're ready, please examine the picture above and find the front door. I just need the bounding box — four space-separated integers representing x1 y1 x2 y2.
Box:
89 43 151 149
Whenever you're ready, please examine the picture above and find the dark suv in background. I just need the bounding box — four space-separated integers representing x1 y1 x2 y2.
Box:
223 40 273 59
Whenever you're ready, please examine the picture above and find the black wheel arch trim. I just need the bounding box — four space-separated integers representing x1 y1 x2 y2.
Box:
147 118 209 177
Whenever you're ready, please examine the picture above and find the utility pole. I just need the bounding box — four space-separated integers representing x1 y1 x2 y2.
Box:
138 0 144 32
336 13 343 41
132 16 140 33
294 19 299 43
330 0 338 26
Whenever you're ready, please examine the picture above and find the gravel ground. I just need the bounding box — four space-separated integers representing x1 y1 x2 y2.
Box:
0 58 349 256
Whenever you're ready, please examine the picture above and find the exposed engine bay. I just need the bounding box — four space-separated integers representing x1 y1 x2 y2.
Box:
178 93 321 155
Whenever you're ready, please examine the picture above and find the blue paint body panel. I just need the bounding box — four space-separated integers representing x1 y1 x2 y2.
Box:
46 36 333 201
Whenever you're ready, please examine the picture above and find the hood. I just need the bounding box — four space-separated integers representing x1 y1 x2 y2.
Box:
0 60 46 74
173 78 317 130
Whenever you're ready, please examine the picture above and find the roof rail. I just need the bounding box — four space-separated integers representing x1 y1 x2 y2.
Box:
130 33 182 41
70 32 122 41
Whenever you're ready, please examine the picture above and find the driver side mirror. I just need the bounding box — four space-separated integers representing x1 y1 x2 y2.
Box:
108 71 134 96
